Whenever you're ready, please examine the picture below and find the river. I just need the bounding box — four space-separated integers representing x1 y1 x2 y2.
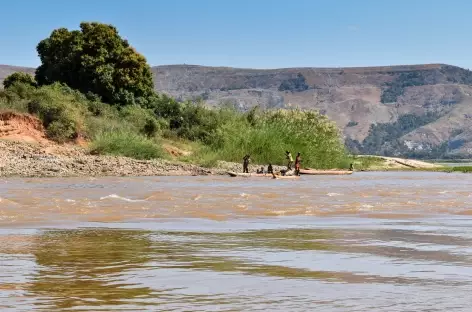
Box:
1 172 472 311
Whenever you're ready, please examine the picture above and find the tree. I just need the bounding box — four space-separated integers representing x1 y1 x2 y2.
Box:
35 22 154 105
3 72 37 89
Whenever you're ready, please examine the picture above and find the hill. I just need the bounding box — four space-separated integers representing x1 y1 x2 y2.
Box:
3 63 472 158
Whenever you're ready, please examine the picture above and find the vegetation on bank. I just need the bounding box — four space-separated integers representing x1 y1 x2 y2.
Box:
0 81 349 167
449 166 472 173
0 21 350 168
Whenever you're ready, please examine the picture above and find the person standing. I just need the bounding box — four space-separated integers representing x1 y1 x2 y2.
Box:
242 155 250 173
295 152 301 175
286 151 293 170
267 163 273 174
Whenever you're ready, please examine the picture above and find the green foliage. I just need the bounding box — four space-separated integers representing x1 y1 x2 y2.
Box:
119 105 162 137
3 72 37 89
0 83 36 112
35 22 154 105
346 121 358 127
146 95 227 143
196 109 348 169
278 73 310 92
2 81 348 166
25 83 88 142
451 166 472 173
350 156 385 170
89 130 164 160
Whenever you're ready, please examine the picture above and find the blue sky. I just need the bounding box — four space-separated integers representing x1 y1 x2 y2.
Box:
1 0 471 69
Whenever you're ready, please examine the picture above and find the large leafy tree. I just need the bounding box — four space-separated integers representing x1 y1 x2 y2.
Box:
3 72 37 89
35 22 154 105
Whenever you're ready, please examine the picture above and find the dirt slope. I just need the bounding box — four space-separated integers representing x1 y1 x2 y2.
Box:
0 112 50 145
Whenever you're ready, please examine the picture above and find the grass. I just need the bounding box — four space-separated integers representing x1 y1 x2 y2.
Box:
350 155 385 170
449 166 472 173
199 109 350 169
89 131 164 160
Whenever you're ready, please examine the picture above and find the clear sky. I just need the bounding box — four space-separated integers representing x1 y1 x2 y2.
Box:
1 0 471 69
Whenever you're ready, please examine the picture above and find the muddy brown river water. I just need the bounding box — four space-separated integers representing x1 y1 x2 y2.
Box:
1 172 472 311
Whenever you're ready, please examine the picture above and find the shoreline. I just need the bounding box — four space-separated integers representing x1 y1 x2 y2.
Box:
0 140 456 178
0 140 292 178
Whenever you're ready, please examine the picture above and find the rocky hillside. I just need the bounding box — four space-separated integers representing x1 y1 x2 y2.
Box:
3 63 472 158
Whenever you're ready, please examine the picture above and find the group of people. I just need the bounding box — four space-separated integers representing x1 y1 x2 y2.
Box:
242 151 302 176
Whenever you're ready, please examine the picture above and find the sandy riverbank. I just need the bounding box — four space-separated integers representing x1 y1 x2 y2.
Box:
0 140 293 178
0 139 445 178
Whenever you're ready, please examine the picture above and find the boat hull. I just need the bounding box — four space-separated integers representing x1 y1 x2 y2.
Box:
226 171 300 179
299 169 353 175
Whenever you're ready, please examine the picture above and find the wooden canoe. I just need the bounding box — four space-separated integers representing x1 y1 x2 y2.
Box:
299 169 353 175
226 171 300 179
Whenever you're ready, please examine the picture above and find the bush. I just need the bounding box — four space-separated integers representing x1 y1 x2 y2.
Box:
26 83 87 142
0 84 33 113
3 72 37 89
119 105 162 137
89 130 164 160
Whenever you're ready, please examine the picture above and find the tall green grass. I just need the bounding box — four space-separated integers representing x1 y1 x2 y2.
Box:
450 166 472 173
193 109 350 169
89 131 164 160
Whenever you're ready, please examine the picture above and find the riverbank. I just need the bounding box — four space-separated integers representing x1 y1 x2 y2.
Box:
0 139 452 178
352 155 444 171
0 140 293 178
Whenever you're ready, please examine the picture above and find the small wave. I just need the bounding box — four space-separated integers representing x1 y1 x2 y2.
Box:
193 195 202 201
65 199 76 203
0 197 19 206
357 204 374 211
327 193 342 197
99 194 146 202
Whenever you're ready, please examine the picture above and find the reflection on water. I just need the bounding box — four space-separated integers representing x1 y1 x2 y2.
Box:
1 172 472 311
29 230 155 310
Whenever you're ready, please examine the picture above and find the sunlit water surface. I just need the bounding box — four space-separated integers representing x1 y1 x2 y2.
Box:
1 172 472 311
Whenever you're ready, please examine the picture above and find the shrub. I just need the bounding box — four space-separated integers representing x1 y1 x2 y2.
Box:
119 105 162 137
0 84 33 113
3 72 37 89
25 83 88 142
